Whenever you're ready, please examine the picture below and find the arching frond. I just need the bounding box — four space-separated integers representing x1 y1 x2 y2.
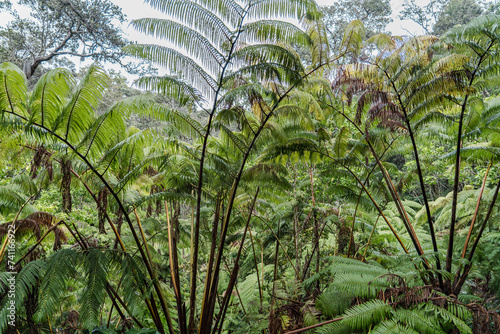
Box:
55 65 109 143
231 44 304 74
247 0 318 20
134 76 203 104
132 18 224 73
241 20 312 46
124 44 218 97
28 68 73 127
35 249 79 322
143 0 241 31
138 103 204 139
343 299 391 331
0 62 27 115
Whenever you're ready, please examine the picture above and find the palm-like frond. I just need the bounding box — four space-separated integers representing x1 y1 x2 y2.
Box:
79 249 109 328
34 249 79 322
28 68 73 127
132 18 224 74
55 65 109 143
0 62 27 115
247 0 317 20
124 44 218 97
241 20 311 46
135 76 203 104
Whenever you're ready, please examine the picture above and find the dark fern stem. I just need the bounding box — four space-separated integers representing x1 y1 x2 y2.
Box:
97 187 108 234
61 158 72 214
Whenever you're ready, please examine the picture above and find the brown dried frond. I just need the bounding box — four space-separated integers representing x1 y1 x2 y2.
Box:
25 212 67 249
19 219 42 239
25 211 56 227
61 310 80 334
331 67 369 106
144 166 158 176
1 212 67 251
30 146 53 180
367 100 406 132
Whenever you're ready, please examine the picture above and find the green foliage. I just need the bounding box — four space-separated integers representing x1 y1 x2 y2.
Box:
1 4 500 334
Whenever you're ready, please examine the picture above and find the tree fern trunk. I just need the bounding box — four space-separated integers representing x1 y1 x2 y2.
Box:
146 185 156 217
314 209 320 295
97 187 108 234
30 147 44 179
113 208 123 249
25 285 40 334
199 197 222 331
155 185 162 216
61 158 72 213
168 201 186 334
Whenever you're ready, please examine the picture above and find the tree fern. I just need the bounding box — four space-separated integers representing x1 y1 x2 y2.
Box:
79 249 110 329
34 249 79 322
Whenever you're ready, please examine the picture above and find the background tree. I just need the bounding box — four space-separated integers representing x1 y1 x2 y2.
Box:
320 0 392 53
0 0 131 80
400 0 485 36
433 0 483 35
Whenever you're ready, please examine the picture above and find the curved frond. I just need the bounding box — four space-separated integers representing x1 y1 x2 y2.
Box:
132 18 224 73
124 44 218 97
0 62 27 115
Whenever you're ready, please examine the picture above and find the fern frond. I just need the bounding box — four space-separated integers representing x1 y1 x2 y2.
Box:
0 62 28 115
392 308 443 334
343 299 391 331
241 20 311 46
134 76 203 104
132 18 224 73
79 249 109 329
124 44 218 97
247 0 317 20
35 249 79 322
143 0 239 33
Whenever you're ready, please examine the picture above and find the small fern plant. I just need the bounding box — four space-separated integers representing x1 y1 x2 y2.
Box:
315 256 475 334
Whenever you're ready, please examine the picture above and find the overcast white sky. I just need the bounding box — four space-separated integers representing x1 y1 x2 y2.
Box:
108 0 429 41
1 0 430 46
1 0 430 78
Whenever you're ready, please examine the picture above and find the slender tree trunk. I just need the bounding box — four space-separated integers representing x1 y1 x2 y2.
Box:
30 147 44 179
98 187 108 234
166 201 186 334
314 209 320 294
147 185 156 217
61 158 72 213
461 162 491 258
271 223 280 312
156 185 162 216
113 207 123 249
292 165 301 280
199 197 222 332
309 164 320 293
213 188 259 334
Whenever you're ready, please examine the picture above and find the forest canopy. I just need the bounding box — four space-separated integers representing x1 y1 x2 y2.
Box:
0 1 499 334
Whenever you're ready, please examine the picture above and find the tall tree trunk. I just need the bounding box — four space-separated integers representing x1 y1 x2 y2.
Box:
156 185 163 216
98 187 108 234
167 201 186 334
61 158 72 213
147 185 156 217
113 207 123 249
292 165 301 280
25 284 40 334
30 147 44 179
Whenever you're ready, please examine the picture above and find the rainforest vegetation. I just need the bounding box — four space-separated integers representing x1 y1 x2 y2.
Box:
1 0 500 333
